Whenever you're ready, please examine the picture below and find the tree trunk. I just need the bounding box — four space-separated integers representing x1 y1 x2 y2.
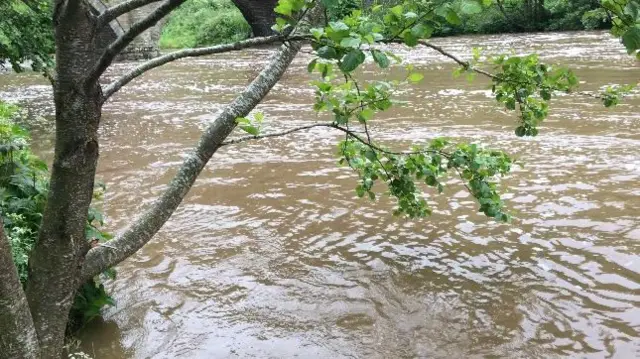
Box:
232 0 279 36
0 219 40 359
24 1 105 357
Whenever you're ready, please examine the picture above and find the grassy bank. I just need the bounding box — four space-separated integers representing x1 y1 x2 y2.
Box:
159 0 251 49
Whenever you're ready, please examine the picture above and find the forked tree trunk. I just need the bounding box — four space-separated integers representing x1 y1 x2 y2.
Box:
0 1 313 357
232 0 279 36
23 1 104 357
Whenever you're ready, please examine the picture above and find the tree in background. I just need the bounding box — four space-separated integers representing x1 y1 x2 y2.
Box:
0 0 638 358
0 0 54 73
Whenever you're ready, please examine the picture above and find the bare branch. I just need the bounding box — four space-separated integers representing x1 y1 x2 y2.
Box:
222 121 445 159
415 40 498 80
84 0 186 88
97 0 163 28
80 41 303 281
0 218 40 357
103 35 288 101
220 123 335 146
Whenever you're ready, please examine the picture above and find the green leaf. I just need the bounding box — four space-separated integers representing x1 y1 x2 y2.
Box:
340 37 361 49
274 1 293 16
408 72 424 83
515 126 526 137
329 21 349 32
310 28 324 41
403 31 418 47
340 49 366 73
540 89 551 101
445 8 462 25
460 0 482 14
411 23 434 39
307 59 317 73
621 26 640 54
364 149 377 162
624 1 640 18
358 108 375 122
317 46 338 59
390 5 403 17
240 125 259 136
372 50 390 68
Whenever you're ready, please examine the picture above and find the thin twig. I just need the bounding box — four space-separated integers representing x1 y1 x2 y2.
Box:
221 121 447 159
220 123 335 146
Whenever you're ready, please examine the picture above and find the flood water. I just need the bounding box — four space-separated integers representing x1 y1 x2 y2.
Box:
1 31 639 358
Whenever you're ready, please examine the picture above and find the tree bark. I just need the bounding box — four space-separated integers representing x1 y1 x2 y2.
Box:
0 219 40 359
232 0 279 36
25 1 104 357
82 39 302 280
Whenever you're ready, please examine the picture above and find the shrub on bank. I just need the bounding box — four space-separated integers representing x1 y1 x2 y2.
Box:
159 0 251 48
0 100 115 333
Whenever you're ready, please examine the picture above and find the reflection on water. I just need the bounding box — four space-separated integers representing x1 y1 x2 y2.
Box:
1 31 639 358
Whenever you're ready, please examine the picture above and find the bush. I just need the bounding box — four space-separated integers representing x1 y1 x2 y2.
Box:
0 100 114 332
159 0 251 49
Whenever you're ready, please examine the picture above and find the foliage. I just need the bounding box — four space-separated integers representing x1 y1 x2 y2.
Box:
0 100 115 330
368 0 610 34
602 0 640 57
487 53 578 136
0 0 54 72
159 0 251 48
258 0 636 220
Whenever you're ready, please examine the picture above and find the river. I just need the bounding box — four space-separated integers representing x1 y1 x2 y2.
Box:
1 31 639 358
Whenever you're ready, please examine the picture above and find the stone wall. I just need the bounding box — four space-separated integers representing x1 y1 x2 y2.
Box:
96 0 165 60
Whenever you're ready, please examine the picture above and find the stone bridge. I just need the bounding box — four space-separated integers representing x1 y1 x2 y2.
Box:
88 0 281 61
87 0 165 60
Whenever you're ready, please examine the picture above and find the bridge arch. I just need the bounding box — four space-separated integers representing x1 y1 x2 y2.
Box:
85 0 161 61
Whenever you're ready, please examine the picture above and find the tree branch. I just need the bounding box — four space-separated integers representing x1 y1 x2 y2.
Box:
413 40 601 99
80 41 303 281
84 0 187 89
415 40 498 80
102 35 294 102
222 121 445 159
0 218 40 358
97 0 163 28
220 123 335 146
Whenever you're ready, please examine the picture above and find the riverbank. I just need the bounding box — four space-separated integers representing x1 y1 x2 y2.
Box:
158 0 610 49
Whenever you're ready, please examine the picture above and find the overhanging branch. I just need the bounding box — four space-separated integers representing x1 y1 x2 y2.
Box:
102 35 291 102
80 41 303 281
96 0 164 28
84 0 187 88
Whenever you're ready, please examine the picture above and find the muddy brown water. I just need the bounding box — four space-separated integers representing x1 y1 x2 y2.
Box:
1 31 639 358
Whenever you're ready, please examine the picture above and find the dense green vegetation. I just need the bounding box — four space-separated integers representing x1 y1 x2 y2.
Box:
159 0 251 48
0 0 53 72
440 0 610 34
0 101 115 333
159 0 611 49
